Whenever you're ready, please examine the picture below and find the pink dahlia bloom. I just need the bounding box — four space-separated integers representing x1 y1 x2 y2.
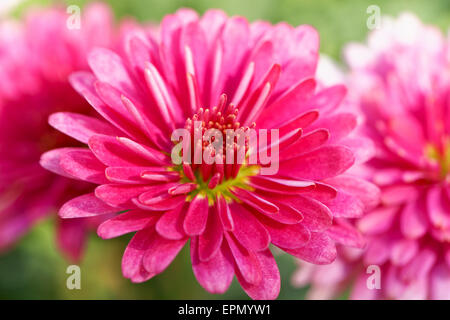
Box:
0 3 123 261
294 13 450 300
42 9 378 299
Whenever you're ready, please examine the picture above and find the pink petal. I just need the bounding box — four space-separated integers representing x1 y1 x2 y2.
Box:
303 182 338 202
40 148 82 179
249 176 315 194
105 166 165 184
279 146 355 180
284 195 332 232
217 195 234 231
357 206 398 235
310 113 357 143
97 210 160 239
263 218 310 249
340 137 376 164
95 184 162 207
400 196 428 238
307 84 346 114
59 193 118 218
326 219 365 248
256 200 304 224
236 249 280 300
228 202 270 251
142 233 187 274
88 47 136 98
133 194 186 211
49 112 118 144
257 78 316 129
224 233 262 285
57 219 86 262
382 184 418 205
278 110 319 136
400 248 436 283
390 239 418 266
183 195 209 236
325 175 380 211
427 186 450 229
280 129 329 160
198 210 224 261
285 232 337 265
430 263 450 300
122 227 153 279
323 190 365 218
191 237 235 294
231 188 278 215
60 149 108 184
155 203 188 240
89 134 148 167
69 72 147 143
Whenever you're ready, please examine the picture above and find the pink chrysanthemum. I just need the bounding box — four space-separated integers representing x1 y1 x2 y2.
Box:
294 13 450 300
0 3 124 261
42 9 378 299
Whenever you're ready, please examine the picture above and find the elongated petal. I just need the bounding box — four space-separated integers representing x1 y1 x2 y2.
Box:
228 202 270 251
249 176 315 194
95 184 163 207
88 47 136 97
57 219 86 262
400 196 428 238
279 146 355 180
122 227 153 279
191 237 235 294
198 210 223 261
326 219 365 248
225 233 261 285
60 149 108 184
98 210 160 239
155 203 187 240
59 193 118 218
285 195 332 232
236 249 280 300
183 195 209 236
49 112 118 144
257 78 316 129
231 188 278 215
105 166 165 184
142 234 187 274
284 232 337 265
40 148 82 179
217 196 234 231
262 218 310 249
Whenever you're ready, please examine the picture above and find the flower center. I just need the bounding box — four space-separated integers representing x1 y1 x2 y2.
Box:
425 137 450 179
174 95 259 203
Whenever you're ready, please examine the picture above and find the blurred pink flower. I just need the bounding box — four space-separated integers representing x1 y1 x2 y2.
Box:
294 13 450 300
0 3 125 261
42 9 378 299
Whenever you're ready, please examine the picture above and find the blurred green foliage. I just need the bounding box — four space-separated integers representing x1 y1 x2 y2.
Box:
1 0 449 299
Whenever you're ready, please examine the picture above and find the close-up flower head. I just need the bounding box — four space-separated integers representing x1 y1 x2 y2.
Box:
40 8 380 299
294 13 450 300
0 2 121 261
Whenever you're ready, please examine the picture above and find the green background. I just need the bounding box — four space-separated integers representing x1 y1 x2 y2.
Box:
1 0 449 299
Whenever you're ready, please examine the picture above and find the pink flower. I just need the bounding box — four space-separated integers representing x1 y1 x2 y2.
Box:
0 3 122 261
295 13 450 300
42 9 378 299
